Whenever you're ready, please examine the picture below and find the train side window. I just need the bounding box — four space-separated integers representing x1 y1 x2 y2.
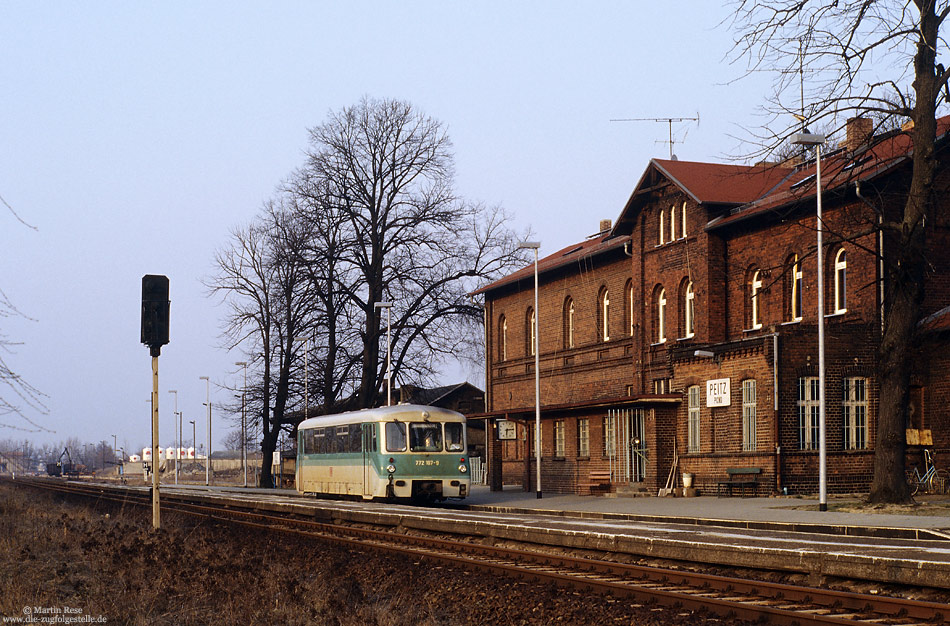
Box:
445 423 464 452
335 426 348 453
314 428 325 454
349 424 362 452
386 422 407 452
410 423 442 452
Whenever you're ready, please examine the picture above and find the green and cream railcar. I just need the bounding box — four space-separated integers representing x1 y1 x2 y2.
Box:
296 404 470 501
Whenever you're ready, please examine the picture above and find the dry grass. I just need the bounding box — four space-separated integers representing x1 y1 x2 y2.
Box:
0 481 741 625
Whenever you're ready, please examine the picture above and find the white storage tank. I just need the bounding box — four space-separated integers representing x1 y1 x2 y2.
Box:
129 454 141 462
142 448 152 462
187 447 196 459
166 447 176 460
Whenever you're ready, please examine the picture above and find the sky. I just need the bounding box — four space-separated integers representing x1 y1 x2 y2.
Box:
1 2 777 456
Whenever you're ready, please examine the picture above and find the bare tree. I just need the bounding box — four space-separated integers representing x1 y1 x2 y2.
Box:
209 98 528 488
303 97 529 409
1 195 48 431
731 0 950 502
207 199 316 487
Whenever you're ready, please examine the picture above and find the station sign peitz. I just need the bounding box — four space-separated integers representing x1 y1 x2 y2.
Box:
706 378 731 407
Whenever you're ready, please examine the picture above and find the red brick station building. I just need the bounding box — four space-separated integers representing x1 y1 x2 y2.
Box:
472 118 950 496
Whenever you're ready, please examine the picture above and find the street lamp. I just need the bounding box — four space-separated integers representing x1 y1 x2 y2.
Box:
518 240 542 499
112 434 117 467
374 302 393 406
168 389 179 485
235 361 248 487
199 376 211 485
791 131 827 512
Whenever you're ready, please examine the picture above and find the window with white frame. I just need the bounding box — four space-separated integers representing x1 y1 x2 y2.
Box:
681 201 687 239
578 418 590 457
526 307 536 356
625 279 635 336
669 204 676 243
564 297 575 349
843 377 868 449
687 385 701 452
797 377 820 450
684 281 695 338
742 379 757 451
791 255 803 322
554 420 565 457
499 316 507 361
600 288 610 342
657 288 667 343
659 210 665 245
834 248 847 314
750 270 763 330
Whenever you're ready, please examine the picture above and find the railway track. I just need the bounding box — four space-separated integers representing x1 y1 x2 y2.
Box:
15 478 949 625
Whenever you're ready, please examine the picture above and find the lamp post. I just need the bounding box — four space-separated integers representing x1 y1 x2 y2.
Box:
112 434 117 467
235 361 248 487
792 131 827 512
518 241 542 499
374 302 393 406
168 389 178 485
199 376 211 485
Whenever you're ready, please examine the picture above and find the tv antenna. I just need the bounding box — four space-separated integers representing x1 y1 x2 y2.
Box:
610 114 700 160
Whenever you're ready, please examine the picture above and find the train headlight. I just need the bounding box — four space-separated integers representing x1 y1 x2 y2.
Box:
386 464 396 474
458 464 468 473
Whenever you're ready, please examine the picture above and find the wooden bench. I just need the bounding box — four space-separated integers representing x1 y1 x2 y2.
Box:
717 467 761 497
583 470 612 495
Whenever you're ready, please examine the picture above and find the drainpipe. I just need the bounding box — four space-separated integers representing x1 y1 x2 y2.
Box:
772 332 782 494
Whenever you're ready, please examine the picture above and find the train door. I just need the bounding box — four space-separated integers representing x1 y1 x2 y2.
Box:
361 423 376 498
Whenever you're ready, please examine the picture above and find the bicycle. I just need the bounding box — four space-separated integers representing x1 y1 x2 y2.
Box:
906 449 950 496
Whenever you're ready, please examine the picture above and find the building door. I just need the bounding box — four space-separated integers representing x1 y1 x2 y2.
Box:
630 409 646 483
606 409 648 483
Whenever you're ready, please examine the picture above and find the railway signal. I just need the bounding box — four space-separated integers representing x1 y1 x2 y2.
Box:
141 274 170 530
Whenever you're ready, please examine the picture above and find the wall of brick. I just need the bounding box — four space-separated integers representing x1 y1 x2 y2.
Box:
482 153 950 497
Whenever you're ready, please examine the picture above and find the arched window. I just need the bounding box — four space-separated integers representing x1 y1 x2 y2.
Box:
787 254 803 322
681 201 687 239
498 315 507 361
563 297 575 349
750 270 763 330
598 287 610 342
657 287 667 343
525 307 536 356
834 248 847 313
669 204 676 243
684 281 695 338
624 279 635 337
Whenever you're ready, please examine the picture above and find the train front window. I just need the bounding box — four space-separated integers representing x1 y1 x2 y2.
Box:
409 423 442 452
444 423 464 452
385 422 407 452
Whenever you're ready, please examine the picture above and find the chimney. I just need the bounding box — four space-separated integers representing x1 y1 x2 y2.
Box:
846 117 873 152
599 219 612 233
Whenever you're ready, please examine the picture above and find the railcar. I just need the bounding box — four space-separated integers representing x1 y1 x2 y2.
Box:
296 404 470 501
